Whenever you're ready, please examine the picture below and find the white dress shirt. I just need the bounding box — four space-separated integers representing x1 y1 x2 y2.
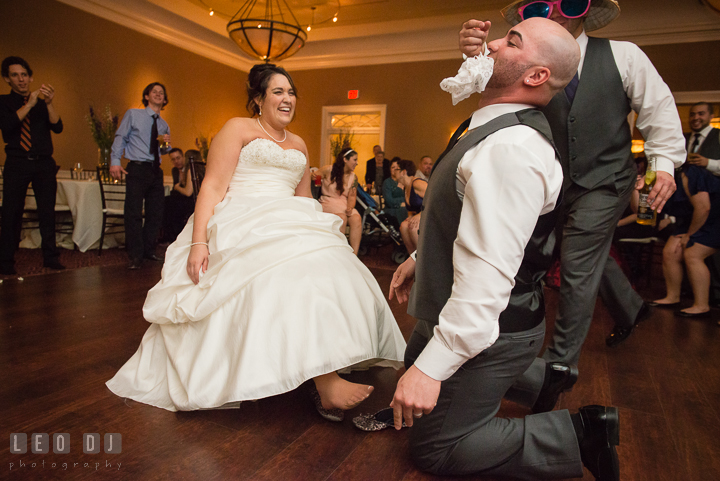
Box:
413 104 563 382
688 125 720 175
575 31 686 177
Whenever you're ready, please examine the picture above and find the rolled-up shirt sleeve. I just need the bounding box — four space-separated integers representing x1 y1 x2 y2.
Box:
612 41 686 176
414 129 561 381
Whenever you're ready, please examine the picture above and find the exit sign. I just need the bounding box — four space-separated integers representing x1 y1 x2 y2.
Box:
348 90 359 100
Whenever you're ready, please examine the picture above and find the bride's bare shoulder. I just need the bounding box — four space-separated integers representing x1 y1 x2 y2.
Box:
221 117 255 131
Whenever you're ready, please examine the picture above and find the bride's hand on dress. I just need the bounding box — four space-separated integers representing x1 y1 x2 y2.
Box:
389 257 416 304
187 245 209 284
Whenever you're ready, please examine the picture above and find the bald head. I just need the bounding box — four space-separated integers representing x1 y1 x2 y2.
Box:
520 17 581 93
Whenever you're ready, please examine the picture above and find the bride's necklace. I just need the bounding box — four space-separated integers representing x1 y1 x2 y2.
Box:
257 118 287 143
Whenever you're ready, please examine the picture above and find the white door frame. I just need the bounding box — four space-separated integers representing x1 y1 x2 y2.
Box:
320 104 387 166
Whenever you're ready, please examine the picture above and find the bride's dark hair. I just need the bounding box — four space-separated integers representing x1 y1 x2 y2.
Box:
245 64 298 117
331 148 356 195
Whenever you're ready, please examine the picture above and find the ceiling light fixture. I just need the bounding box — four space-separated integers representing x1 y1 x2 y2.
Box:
227 0 307 63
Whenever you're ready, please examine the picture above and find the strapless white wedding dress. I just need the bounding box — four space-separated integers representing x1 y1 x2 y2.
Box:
106 138 406 412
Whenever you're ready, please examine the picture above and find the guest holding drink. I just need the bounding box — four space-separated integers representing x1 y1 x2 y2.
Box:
110 82 171 269
318 148 362 255
0 56 64 275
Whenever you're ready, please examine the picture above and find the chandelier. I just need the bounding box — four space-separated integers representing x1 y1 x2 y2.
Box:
227 0 307 63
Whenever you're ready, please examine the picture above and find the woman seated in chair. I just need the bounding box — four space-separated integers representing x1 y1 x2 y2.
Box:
651 165 720 318
397 159 427 254
161 149 199 243
318 148 362 255
382 158 408 226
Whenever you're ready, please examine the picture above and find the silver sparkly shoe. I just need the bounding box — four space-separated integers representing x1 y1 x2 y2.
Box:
353 407 407 431
308 383 344 422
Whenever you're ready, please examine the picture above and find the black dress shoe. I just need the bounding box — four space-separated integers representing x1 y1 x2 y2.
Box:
43 260 66 270
127 259 142 270
0 265 17 275
532 362 579 413
646 300 680 309
606 302 651 347
574 405 620 481
144 253 165 262
675 309 711 319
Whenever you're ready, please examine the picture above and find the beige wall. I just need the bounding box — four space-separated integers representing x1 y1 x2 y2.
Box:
1 0 248 174
2 0 719 174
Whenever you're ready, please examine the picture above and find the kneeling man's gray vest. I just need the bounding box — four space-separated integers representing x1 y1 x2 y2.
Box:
408 109 561 334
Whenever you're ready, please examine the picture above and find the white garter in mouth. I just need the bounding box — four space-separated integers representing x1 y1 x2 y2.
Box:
440 46 494 106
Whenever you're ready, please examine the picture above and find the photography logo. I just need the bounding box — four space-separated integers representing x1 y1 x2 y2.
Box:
10 433 121 454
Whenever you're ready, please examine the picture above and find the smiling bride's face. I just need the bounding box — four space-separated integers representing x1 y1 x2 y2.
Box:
256 74 296 128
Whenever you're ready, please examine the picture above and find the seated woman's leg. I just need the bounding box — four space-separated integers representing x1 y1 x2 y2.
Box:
313 372 373 410
400 219 415 253
348 212 362 255
683 243 718 313
653 235 684 304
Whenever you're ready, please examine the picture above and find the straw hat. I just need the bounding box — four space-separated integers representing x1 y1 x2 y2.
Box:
501 0 620 32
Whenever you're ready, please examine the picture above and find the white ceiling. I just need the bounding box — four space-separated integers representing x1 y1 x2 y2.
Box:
58 0 720 72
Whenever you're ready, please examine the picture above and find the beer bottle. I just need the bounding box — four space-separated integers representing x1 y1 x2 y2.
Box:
637 157 657 226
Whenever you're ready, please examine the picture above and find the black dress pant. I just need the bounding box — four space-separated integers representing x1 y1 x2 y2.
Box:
0 155 59 269
161 192 194 243
124 162 164 261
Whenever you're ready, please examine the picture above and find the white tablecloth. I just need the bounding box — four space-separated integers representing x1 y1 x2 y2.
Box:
19 175 173 252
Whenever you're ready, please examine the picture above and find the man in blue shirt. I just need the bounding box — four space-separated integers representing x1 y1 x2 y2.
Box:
110 82 170 269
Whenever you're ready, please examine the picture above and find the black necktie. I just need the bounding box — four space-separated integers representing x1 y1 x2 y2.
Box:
690 134 700 153
150 114 160 170
565 72 580 105
432 116 472 175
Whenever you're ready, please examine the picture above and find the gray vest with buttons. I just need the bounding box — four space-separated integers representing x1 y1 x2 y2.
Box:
687 128 720 160
407 109 561 334
541 37 634 190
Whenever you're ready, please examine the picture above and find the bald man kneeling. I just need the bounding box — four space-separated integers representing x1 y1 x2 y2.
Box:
389 18 618 481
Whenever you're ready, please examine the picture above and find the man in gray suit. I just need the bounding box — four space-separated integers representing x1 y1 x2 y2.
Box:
460 0 686 360
390 17 620 481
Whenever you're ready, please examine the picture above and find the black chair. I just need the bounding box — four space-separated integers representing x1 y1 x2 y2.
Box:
96 166 126 256
188 158 206 203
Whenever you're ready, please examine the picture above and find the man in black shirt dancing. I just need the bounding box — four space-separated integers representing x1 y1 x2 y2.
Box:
0 56 64 275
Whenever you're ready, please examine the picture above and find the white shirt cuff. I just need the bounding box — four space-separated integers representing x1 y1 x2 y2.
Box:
413 334 469 381
655 157 676 177
410 250 417 261
707 158 720 174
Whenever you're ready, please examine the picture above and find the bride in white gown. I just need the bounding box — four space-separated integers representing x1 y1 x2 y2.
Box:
106 64 406 417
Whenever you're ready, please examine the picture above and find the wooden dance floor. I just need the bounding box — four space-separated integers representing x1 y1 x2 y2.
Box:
1 257 719 480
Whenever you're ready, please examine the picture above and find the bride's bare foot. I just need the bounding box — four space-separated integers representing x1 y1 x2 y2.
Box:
313 373 373 410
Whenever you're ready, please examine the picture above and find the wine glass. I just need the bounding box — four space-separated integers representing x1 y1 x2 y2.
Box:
73 162 83 179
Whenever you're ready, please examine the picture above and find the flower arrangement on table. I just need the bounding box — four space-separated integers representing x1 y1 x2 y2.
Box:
195 133 214 162
87 105 119 175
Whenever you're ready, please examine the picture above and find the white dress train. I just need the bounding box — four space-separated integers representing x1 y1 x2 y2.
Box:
106 138 406 411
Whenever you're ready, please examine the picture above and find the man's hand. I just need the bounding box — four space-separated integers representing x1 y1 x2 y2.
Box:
646 170 675 213
39 84 55 104
390 365 441 430
109 165 127 180
389 256 416 304
163 134 171 144
688 153 709 168
25 90 41 108
459 19 491 57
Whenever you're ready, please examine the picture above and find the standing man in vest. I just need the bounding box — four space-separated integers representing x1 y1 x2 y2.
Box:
0 56 65 275
110 82 170 269
460 0 686 358
686 102 720 174
390 18 620 481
